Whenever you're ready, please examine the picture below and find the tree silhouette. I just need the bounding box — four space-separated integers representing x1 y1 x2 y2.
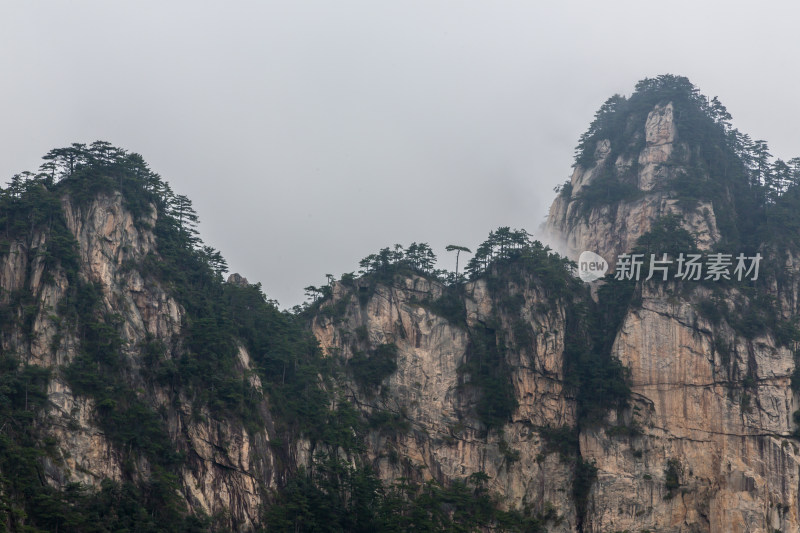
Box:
445 245 471 281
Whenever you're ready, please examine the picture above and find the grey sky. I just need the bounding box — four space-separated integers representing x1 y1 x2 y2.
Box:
2 1 799 307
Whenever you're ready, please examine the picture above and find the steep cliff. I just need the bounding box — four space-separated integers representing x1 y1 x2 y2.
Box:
581 281 799 532
3 75 800 532
545 77 753 264
2 146 565 532
543 75 800 532
0 153 345 531
0 186 284 530
304 235 641 531
301 75 800 531
547 100 722 262
311 268 580 528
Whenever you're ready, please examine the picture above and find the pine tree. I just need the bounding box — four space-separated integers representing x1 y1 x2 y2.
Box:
445 244 471 281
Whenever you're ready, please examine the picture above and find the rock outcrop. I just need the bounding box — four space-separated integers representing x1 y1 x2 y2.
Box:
306 95 800 531
311 273 580 528
0 192 279 530
583 283 799 532
543 96 800 531
546 101 721 266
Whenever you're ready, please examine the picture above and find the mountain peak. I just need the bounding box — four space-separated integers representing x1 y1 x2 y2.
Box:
545 75 756 265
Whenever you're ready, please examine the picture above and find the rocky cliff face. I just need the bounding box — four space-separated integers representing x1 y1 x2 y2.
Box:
311 273 580 528
0 191 280 530
5 80 799 532
584 282 799 532
546 101 721 265
541 94 800 531
306 270 800 531
302 93 800 531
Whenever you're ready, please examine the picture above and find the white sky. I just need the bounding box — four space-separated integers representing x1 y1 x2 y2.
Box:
2 1 799 306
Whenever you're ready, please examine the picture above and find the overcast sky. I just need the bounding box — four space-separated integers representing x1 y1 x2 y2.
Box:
2 1 799 307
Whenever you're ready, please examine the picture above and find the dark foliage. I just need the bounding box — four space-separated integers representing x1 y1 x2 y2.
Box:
460 324 518 433
348 343 399 393
664 458 682 499
562 278 633 425
358 242 439 282
0 143 357 529
572 458 598 528
265 451 549 532
538 425 579 459
421 284 468 327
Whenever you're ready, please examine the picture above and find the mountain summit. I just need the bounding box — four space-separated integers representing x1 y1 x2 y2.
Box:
546 74 777 265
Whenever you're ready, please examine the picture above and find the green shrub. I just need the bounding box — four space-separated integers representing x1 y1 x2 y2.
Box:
664 458 682 498
349 343 399 392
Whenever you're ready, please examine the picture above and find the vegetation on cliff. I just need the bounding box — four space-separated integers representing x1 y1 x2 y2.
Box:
0 145 556 531
4 74 800 530
571 74 800 250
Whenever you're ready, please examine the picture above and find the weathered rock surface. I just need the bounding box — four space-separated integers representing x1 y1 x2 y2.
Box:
581 283 800 532
541 99 800 531
5 97 799 532
311 274 580 528
546 101 721 266
0 192 278 530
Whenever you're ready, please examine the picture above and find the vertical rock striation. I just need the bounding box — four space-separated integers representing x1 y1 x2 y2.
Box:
0 192 280 530
543 91 800 531
311 274 581 528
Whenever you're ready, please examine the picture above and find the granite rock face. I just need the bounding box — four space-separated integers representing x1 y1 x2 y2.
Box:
307 269 800 532
0 192 279 530
543 100 800 531
582 283 799 532
5 98 799 532
311 274 581 528
546 101 721 266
